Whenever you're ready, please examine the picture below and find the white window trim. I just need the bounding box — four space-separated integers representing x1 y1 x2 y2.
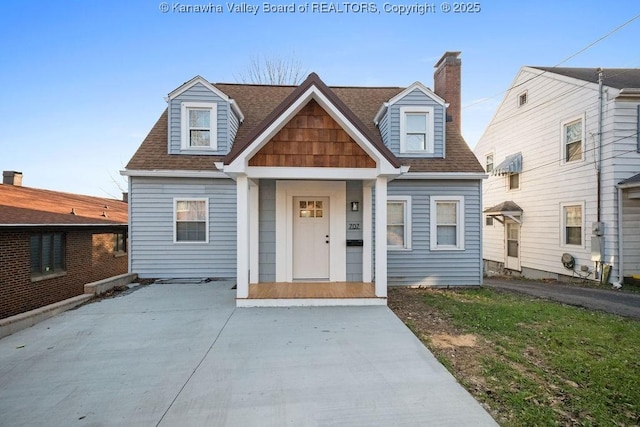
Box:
181 102 217 151
517 90 528 107
387 196 412 251
173 197 209 244
430 196 465 251
399 106 435 154
485 152 494 173
560 201 585 248
560 114 585 164
507 173 520 191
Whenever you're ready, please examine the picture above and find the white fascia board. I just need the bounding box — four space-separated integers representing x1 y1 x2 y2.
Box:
225 85 399 174
229 99 245 122
245 167 381 180
618 181 640 190
386 82 446 107
121 169 229 179
616 88 640 100
397 172 488 180
167 75 231 102
373 102 389 125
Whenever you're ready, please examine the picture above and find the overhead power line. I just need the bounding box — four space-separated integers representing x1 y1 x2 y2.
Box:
463 13 640 111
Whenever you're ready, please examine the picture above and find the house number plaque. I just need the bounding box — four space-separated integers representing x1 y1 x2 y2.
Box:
348 223 361 230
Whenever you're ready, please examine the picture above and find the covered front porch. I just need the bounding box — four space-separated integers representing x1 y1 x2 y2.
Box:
217 76 405 306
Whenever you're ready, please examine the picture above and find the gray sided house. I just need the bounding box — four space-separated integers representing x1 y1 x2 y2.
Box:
124 52 486 306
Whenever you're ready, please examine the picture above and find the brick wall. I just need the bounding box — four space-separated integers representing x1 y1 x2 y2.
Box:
0 228 128 319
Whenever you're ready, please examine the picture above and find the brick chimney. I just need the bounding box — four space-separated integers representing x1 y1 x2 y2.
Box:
434 51 462 131
2 171 23 186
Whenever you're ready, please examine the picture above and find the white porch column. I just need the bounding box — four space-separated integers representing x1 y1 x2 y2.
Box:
249 180 259 284
374 176 387 297
236 174 250 299
362 183 373 283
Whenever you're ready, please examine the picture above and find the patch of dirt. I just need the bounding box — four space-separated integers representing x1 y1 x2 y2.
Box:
430 333 477 349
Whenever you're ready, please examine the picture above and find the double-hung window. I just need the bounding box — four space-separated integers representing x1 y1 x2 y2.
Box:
400 106 434 154
175 199 209 243
181 102 217 150
30 232 65 277
485 153 494 173
562 203 583 246
562 117 584 163
430 196 465 250
387 196 412 250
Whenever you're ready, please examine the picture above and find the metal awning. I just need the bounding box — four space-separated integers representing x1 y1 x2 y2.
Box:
492 152 522 176
484 201 523 224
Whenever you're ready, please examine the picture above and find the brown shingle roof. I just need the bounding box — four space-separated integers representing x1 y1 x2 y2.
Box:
126 76 483 174
530 67 640 89
0 184 128 226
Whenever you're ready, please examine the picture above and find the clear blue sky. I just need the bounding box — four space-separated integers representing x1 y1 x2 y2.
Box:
1 1 638 198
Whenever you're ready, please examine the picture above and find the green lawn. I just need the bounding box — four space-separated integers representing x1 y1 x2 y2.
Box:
405 288 640 426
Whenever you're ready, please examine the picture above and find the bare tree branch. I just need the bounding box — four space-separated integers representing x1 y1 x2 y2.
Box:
235 53 308 85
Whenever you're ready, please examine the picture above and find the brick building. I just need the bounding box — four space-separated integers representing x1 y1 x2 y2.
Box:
0 171 128 319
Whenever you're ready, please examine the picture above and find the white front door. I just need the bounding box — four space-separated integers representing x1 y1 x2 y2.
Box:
293 197 330 281
505 221 521 271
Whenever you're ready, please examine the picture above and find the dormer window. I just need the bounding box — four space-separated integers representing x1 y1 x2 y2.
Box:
181 102 217 150
400 106 434 154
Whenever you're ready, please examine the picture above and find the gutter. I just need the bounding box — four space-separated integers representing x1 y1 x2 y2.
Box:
120 169 229 179
397 172 488 180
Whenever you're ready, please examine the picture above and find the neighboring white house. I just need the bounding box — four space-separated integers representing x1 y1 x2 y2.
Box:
124 52 487 307
475 66 640 284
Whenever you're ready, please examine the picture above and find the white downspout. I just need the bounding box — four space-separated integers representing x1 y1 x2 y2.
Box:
617 185 624 283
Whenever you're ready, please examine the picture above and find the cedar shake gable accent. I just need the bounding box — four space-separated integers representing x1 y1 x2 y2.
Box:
248 99 376 168
0 184 128 226
224 72 401 168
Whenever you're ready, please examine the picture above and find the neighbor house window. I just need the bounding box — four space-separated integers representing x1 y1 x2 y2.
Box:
562 117 584 163
175 199 209 243
562 203 583 246
181 102 217 150
518 91 528 107
387 196 412 250
400 106 435 154
508 173 520 190
114 232 127 253
30 232 65 276
485 153 494 173
486 216 494 226
430 196 465 250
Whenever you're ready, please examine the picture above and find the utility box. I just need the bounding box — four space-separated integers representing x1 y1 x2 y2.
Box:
592 222 605 236
591 236 604 261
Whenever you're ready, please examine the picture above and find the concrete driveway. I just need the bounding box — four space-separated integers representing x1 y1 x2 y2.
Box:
0 281 496 426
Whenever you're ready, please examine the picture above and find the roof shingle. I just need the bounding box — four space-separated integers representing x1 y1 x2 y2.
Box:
0 184 128 226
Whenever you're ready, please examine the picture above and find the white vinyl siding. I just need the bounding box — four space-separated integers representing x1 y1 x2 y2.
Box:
475 67 602 278
387 196 412 250
430 196 465 251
